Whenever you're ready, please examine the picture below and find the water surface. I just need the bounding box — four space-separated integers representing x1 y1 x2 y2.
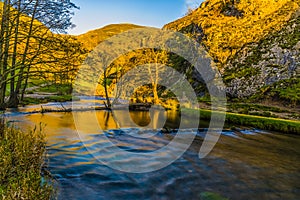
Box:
7 104 300 200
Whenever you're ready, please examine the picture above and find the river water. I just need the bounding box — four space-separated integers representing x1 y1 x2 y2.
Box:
5 102 300 200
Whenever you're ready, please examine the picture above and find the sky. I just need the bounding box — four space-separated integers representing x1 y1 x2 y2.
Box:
68 0 203 35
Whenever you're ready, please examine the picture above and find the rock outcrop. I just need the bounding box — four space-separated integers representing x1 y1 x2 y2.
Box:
164 0 299 102
224 12 300 97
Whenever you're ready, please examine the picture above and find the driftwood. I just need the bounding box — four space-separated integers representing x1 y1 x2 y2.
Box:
12 103 158 115
36 104 154 114
36 106 108 114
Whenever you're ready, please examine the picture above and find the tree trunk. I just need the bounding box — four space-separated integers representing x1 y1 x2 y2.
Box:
152 83 159 104
0 0 11 109
103 74 111 109
14 0 39 106
8 0 21 108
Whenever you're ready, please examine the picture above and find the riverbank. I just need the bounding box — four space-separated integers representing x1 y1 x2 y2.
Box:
9 105 299 199
183 108 300 134
15 90 300 134
0 121 54 199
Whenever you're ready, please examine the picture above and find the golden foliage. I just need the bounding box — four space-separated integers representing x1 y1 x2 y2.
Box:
75 24 144 51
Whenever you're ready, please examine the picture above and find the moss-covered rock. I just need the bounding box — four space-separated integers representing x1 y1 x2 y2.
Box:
164 0 299 102
225 11 300 98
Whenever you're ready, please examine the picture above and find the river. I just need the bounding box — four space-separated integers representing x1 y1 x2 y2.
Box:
4 101 300 200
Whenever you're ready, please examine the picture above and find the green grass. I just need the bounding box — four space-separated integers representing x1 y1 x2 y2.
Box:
249 78 300 106
26 79 46 89
45 95 74 102
226 103 293 118
22 97 47 105
0 121 54 199
183 108 300 134
198 95 211 104
22 95 79 105
33 84 73 95
200 192 228 200
227 103 288 113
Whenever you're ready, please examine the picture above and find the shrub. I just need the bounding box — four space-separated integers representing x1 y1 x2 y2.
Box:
0 123 54 199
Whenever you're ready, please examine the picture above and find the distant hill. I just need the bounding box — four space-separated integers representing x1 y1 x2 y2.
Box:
74 24 144 51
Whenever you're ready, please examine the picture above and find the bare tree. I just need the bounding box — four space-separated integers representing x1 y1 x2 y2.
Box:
0 0 79 109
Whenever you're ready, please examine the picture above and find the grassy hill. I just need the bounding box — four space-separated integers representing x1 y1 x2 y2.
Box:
164 0 299 67
2 0 299 110
75 23 144 51
71 1 299 109
164 0 299 107
0 1 84 107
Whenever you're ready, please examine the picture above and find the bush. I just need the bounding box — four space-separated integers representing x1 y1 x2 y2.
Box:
0 123 54 199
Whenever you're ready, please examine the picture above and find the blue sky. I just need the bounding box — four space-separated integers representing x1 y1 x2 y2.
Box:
68 0 203 35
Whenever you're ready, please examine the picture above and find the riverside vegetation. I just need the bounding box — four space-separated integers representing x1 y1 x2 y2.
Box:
0 0 300 199
71 0 300 117
0 1 78 199
1 0 298 125
68 0 300 131
0 120 54 199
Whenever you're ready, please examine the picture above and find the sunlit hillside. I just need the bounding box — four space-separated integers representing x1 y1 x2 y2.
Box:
163 0 299 105
0 1 51 57
164 0 299 66
1 0 299 107
0 1 83 107
75 24 144 51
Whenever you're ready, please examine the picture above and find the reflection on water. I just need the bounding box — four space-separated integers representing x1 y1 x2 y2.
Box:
8 109 300 200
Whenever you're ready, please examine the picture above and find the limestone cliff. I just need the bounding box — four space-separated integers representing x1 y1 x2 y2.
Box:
164 0 299 104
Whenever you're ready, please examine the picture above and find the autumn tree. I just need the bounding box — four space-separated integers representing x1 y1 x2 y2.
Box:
0 0 79 109
97 48 170 106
